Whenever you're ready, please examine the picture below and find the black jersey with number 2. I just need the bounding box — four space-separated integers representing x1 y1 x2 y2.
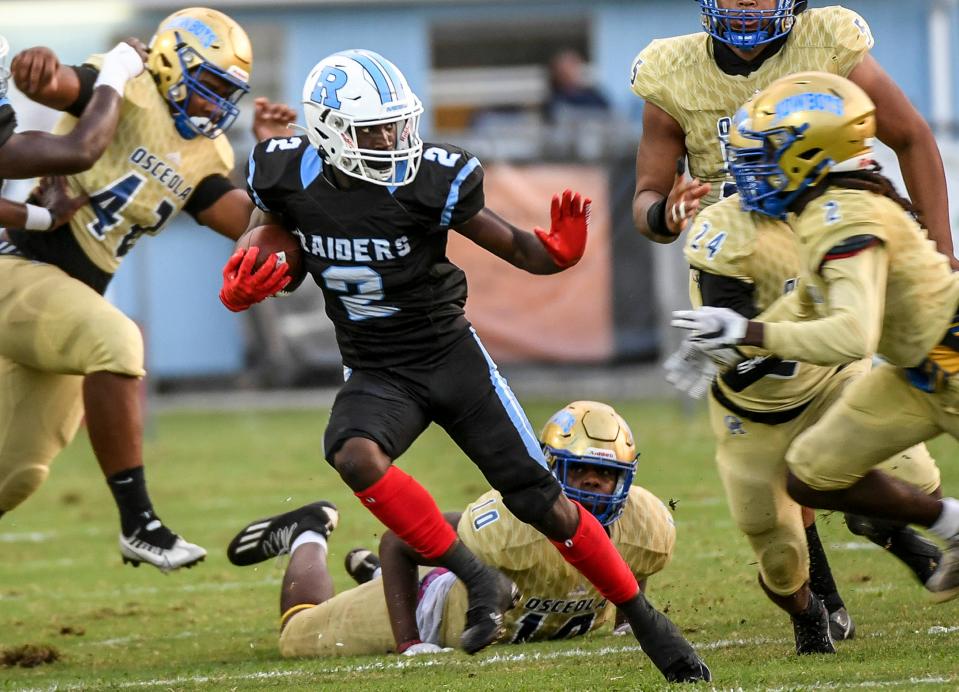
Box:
247 137 485 369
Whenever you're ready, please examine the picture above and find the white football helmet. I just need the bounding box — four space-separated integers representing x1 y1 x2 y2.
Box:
301 49 423 187
0 35 10 99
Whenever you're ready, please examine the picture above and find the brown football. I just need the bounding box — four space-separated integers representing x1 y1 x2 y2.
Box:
235 224 306 290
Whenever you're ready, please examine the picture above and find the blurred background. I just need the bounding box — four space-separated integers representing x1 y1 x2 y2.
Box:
4 0 959 397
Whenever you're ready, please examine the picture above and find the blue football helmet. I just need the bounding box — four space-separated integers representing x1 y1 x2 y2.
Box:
147 8 252 139
540 401 638 526
698 1 797 49
727 71 877 218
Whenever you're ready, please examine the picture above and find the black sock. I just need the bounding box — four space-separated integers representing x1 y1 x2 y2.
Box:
806 523 845 612
439 540 491 586
107 467 155 536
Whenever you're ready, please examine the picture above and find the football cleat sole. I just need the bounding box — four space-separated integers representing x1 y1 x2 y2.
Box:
227 501 338 566
119 535 208 574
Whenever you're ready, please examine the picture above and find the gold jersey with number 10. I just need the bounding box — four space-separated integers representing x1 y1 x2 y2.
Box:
52 53 234 275
438 486 675 644
630 6 873 208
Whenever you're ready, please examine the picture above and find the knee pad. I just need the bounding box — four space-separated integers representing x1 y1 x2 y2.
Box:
752 531 807 597
84 310 144 376
501 474 562 525
0 463 50 512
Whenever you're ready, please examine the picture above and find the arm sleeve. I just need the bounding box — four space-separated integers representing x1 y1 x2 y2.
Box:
763 246 887 364
698 271 760 318
184 174 236 220
65 64 99 118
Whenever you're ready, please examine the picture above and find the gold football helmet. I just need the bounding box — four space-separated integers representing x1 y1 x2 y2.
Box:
147 7 252 139
540 401 638 525
731 71 876 218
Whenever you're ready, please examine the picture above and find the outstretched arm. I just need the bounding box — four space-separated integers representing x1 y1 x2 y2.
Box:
851 55 956 268
0 41 145 178
455 189 590 274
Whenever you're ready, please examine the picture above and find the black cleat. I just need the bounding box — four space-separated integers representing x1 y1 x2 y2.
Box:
344 548 381 584
828 606 856 641
663 657 712 683
227 501 338 566
792 596 835 655
461 569 519 655
846 514 942 585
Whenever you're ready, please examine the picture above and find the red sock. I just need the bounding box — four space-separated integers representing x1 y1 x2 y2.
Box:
550 501 639 605
355 466 457 560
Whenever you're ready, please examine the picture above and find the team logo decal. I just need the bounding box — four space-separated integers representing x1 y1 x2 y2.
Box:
724 415 746 436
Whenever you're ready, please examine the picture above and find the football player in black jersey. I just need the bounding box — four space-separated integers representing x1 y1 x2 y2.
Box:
219 50 709 682
0 36 145 231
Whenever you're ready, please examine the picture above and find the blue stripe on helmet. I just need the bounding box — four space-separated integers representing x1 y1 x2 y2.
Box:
343 50 393 105
364 51 406 101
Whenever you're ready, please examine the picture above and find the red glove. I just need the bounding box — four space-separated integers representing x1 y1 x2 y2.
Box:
534 189 591 269
219 247 291 312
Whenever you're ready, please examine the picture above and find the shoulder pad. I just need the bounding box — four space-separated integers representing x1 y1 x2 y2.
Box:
630 34 706 103
795 8 874 74
415 143 485 227
684 196 756 279
794 189 886 270
246 136 312 213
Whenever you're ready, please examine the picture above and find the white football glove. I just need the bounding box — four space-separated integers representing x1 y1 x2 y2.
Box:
671 306 748 349
664 340 718 399
401 642 453 656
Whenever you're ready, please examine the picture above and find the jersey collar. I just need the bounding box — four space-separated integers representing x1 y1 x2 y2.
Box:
711 33 789 77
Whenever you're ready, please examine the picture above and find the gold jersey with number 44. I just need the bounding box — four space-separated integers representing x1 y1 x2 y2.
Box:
630 6 873 208
53 53 234 275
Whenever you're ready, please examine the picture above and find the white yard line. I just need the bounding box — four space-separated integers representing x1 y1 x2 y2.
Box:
16 632 959 691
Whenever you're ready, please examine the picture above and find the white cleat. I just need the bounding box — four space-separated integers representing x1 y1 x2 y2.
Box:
925 537 959 603
119 521 207 573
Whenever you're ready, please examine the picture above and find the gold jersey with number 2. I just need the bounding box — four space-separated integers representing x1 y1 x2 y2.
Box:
53 53 234 275
630 6 873 208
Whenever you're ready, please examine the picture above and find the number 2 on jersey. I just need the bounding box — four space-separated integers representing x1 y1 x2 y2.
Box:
321 266 400 321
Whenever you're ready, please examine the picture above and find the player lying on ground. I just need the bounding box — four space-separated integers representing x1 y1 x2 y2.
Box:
672 71 959 604
226 402 707 682
630 0 954 268
0 7 295 572
0 35 143 231
218 49 708 680
668 118 941 652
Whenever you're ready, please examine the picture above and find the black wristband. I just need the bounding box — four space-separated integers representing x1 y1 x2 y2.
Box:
646 198 676 238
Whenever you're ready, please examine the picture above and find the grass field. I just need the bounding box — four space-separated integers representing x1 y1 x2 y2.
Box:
2 398 959 690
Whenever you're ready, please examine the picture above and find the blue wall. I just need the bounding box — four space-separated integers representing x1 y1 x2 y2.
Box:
6 1 949 377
